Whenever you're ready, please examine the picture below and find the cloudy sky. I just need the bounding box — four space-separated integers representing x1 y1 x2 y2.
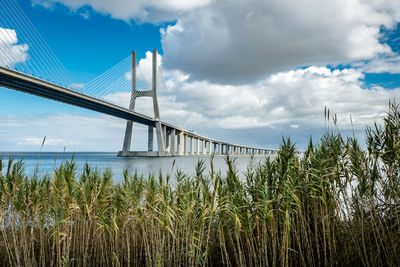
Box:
1 0 400 152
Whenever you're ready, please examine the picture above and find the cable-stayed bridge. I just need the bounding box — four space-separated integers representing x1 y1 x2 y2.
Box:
0 0 276 157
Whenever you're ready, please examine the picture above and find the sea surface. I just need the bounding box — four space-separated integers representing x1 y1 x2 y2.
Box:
0 152 272 183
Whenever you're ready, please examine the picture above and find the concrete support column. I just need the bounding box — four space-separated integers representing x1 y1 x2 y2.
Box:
162 125 167 145
170 129 176 155
163 126 170 152
209 141 213 155
184 134 188 155
152 50 166 153
121 51 136 154
190 137 195 155
202 140 207 155
177 132 183 155
122 121 133 152
148 126 154 152
196 138 200 155
214 143 217 154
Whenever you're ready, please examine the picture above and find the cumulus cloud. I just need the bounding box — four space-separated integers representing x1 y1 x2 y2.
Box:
0 27 28 67
161 0 397 84
104 52 400 134
356 55 400 73
33 0 400 84
33 0 212 22
162 66 398 130
3 53 399 151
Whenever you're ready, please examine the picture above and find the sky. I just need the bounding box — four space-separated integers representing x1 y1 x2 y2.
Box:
1 0 400 152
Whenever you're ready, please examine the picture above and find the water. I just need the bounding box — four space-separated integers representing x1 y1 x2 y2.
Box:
0 152 271 183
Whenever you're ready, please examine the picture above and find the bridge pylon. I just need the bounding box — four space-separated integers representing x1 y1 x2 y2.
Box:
118 49 169 157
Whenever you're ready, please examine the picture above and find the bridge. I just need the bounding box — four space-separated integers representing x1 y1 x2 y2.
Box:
0 0 276 157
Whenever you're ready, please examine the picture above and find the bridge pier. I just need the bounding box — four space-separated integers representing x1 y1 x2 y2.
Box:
190 137 194 155
170 129 176 155
114 50 274 158
184 134 188 155
148 126 153 152
178 132 184 155
202 140 207 155
118 49 170 157
1 55 276 158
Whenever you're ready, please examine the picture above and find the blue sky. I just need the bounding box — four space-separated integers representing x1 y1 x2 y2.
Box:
0 0 166 115
1 0 400 152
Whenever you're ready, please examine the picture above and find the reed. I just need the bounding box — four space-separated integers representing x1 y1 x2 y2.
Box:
1 102 400 266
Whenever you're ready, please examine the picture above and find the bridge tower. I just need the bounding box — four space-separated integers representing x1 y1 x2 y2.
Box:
118 49 168 157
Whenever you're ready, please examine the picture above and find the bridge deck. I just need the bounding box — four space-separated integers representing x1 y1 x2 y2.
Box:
0 66 276 155
0 66 159 127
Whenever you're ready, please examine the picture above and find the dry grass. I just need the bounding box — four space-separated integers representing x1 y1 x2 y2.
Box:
1 102 400 266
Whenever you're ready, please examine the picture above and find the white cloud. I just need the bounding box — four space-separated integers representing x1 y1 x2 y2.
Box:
33 0 212 22
356 55 400 73
16 137 74 146
161 0 397 84
0 113 134 151
32 0 400 85
104 52 400 134
0 27 28 67
3 51 397 151
71 83 85 89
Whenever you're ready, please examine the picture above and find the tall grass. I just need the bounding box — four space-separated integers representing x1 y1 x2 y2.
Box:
1 103 400 266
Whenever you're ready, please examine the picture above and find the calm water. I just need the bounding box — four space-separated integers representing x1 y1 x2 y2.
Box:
0 152 271 183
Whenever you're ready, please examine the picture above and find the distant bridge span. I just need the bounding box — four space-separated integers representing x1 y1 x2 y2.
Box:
0 53 276 157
